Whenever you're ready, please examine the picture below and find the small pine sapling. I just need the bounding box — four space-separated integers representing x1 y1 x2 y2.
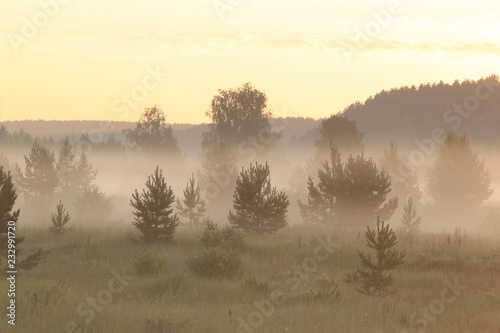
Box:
401 196 421 247
348 217 406 296
176 174 206 227
49 200 70 234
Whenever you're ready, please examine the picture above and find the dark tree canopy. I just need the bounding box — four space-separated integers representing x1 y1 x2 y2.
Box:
131 166 178 243
338 152 398 226
56 137 97 198
428 131 493 209
202 82 280 151
314 114 364 159
200 83 280 202
15 141 58 200
299 145 342 225
0 165 20 223
123 105 181 157
228 162 289 234
300 146 398 227
0 166 42 270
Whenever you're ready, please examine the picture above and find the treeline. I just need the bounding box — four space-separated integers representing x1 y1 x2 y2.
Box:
342 75 500 147
1 80 498 233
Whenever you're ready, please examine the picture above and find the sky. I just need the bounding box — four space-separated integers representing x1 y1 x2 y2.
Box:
1 0 499 124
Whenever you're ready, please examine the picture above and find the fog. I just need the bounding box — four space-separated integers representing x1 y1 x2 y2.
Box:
1 117 499 237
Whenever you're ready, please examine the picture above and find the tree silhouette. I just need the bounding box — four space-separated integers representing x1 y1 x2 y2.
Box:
75 151 97 190
56 137 76 196
228 162 289 234
15 141 58 201
380 140 422 205
349 218 405 296
299 145 342 225
0 165 42 270
123 105 181 157
56 138 97 197
176 174 207 227
301 146 398 227
202 82 280 152
131 167 178 243
308 115 364 174
200 83 281 200
400 196 421 235
49 200 70 234
428 131 493 210
198 141 237 201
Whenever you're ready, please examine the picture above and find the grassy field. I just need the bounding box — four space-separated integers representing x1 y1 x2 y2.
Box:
1 222 500 333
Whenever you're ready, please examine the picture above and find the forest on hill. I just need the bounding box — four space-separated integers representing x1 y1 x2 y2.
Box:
342 75 500 148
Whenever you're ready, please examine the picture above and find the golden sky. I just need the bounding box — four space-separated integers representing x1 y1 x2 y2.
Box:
1 0 499 123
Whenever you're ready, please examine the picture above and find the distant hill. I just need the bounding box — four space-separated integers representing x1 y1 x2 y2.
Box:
0 118 320 159
341 75 500 149
0 120 195 139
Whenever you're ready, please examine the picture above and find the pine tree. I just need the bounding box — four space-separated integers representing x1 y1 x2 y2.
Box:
380 140 422 205
176 174 207 227
228 162 289 234
131 166 178 243
49 201 70 234
301 146 398 227
306 115 364 176
0 165 42 270
340 152 398 225
298 145 342 225
428 131 493 210
15 141 58 200
401 196 421 235
298 176 331 225
350 218 406 296
74 151 97 191
56 137 77 197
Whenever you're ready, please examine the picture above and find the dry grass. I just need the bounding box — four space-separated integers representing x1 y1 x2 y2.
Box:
1 223 499 332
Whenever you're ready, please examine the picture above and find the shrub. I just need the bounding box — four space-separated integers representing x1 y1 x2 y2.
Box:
133 251 165 276
200 220 244 251
74 185 112 223
187 249 241 279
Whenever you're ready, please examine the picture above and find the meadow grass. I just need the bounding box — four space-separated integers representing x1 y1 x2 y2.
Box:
1 222 499 332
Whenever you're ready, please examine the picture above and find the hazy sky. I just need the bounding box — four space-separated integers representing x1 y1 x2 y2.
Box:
1 0 499 123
